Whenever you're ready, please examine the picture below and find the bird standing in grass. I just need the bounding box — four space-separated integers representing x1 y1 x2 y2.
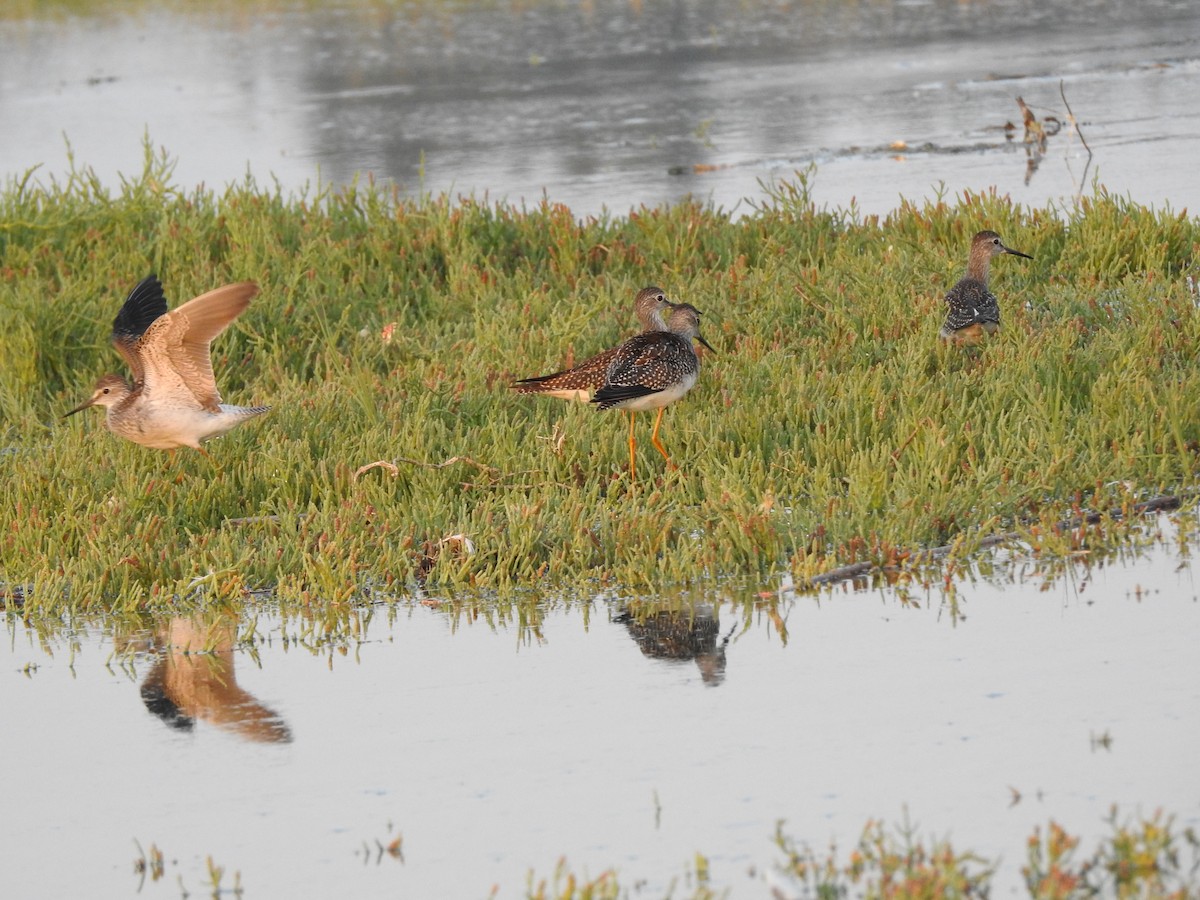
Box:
64 274 269 454
591 302 713 481
511 286 673 402
939 230 1033 344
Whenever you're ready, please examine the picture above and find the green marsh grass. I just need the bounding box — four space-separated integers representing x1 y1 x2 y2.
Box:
3 149 1199 612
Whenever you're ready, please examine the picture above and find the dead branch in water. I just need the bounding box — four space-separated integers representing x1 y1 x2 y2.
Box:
1059 79 1092 157
1010 85 1091 194
1060 79 1094 200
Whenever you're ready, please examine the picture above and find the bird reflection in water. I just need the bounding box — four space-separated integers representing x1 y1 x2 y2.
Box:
615 603 733 686
132 617 292 744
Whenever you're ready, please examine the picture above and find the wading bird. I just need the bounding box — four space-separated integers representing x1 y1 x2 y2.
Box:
591 302 713 481
510 286 673 402
939 230 1033 343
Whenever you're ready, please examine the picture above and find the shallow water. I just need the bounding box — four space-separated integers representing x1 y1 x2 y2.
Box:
5 514 1199 898
3 3 1200 897
1 0 1198 216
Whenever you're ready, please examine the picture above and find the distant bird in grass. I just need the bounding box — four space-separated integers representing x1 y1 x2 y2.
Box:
939 230 1033 344
591 302 713 481
510 286 672 402
64 274 269 454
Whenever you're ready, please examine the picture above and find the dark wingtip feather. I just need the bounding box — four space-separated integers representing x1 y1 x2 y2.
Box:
511 373 562 389
591 383 657 410
111 274 168 341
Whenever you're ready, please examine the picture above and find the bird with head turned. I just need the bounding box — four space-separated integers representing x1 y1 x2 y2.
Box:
939 230 1033 344
591 301 714 481
510 285 674 402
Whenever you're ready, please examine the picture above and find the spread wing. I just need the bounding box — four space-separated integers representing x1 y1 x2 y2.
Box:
110 275 169 385
138 282 259 411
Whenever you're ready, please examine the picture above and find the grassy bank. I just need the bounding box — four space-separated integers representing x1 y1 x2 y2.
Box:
2 149 1198 611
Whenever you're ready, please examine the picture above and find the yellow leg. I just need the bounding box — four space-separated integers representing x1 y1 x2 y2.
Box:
165 447 185 484
649 408 675 469
195 445 223 473
627 410 637 482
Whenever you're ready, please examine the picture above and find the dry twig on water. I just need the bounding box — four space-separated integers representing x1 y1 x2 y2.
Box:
1060 79 1094 199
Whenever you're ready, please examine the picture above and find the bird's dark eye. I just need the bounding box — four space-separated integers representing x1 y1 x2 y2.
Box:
993 238 1001 245
102 388 110 395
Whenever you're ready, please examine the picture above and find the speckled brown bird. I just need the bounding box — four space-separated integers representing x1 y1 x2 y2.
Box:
510 286 672 402
939 230 1033 344
64 274 269 452
591 302 713 481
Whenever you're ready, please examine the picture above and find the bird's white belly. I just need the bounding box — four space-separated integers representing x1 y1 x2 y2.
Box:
615 371 698 412
108 404 232 449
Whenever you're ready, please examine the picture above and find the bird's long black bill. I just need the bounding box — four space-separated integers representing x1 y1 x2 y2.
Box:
1005 247 1034 260
696 335 716 353
62 400 93 418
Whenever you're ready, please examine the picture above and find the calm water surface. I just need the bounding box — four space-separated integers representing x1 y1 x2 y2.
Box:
3 3 1200 897
0 0 1198 215
4 513 1199 898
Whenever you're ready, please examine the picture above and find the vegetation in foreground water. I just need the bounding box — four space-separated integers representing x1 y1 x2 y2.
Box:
120 808 1200 899
2 147 1199 611
525 808 1200 899
771 809 1200 900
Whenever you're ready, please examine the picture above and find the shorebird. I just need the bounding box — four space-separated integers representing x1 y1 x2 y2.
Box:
64 274 269 453
591 302 713 481
939 230 1033 344
510 286 672 402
